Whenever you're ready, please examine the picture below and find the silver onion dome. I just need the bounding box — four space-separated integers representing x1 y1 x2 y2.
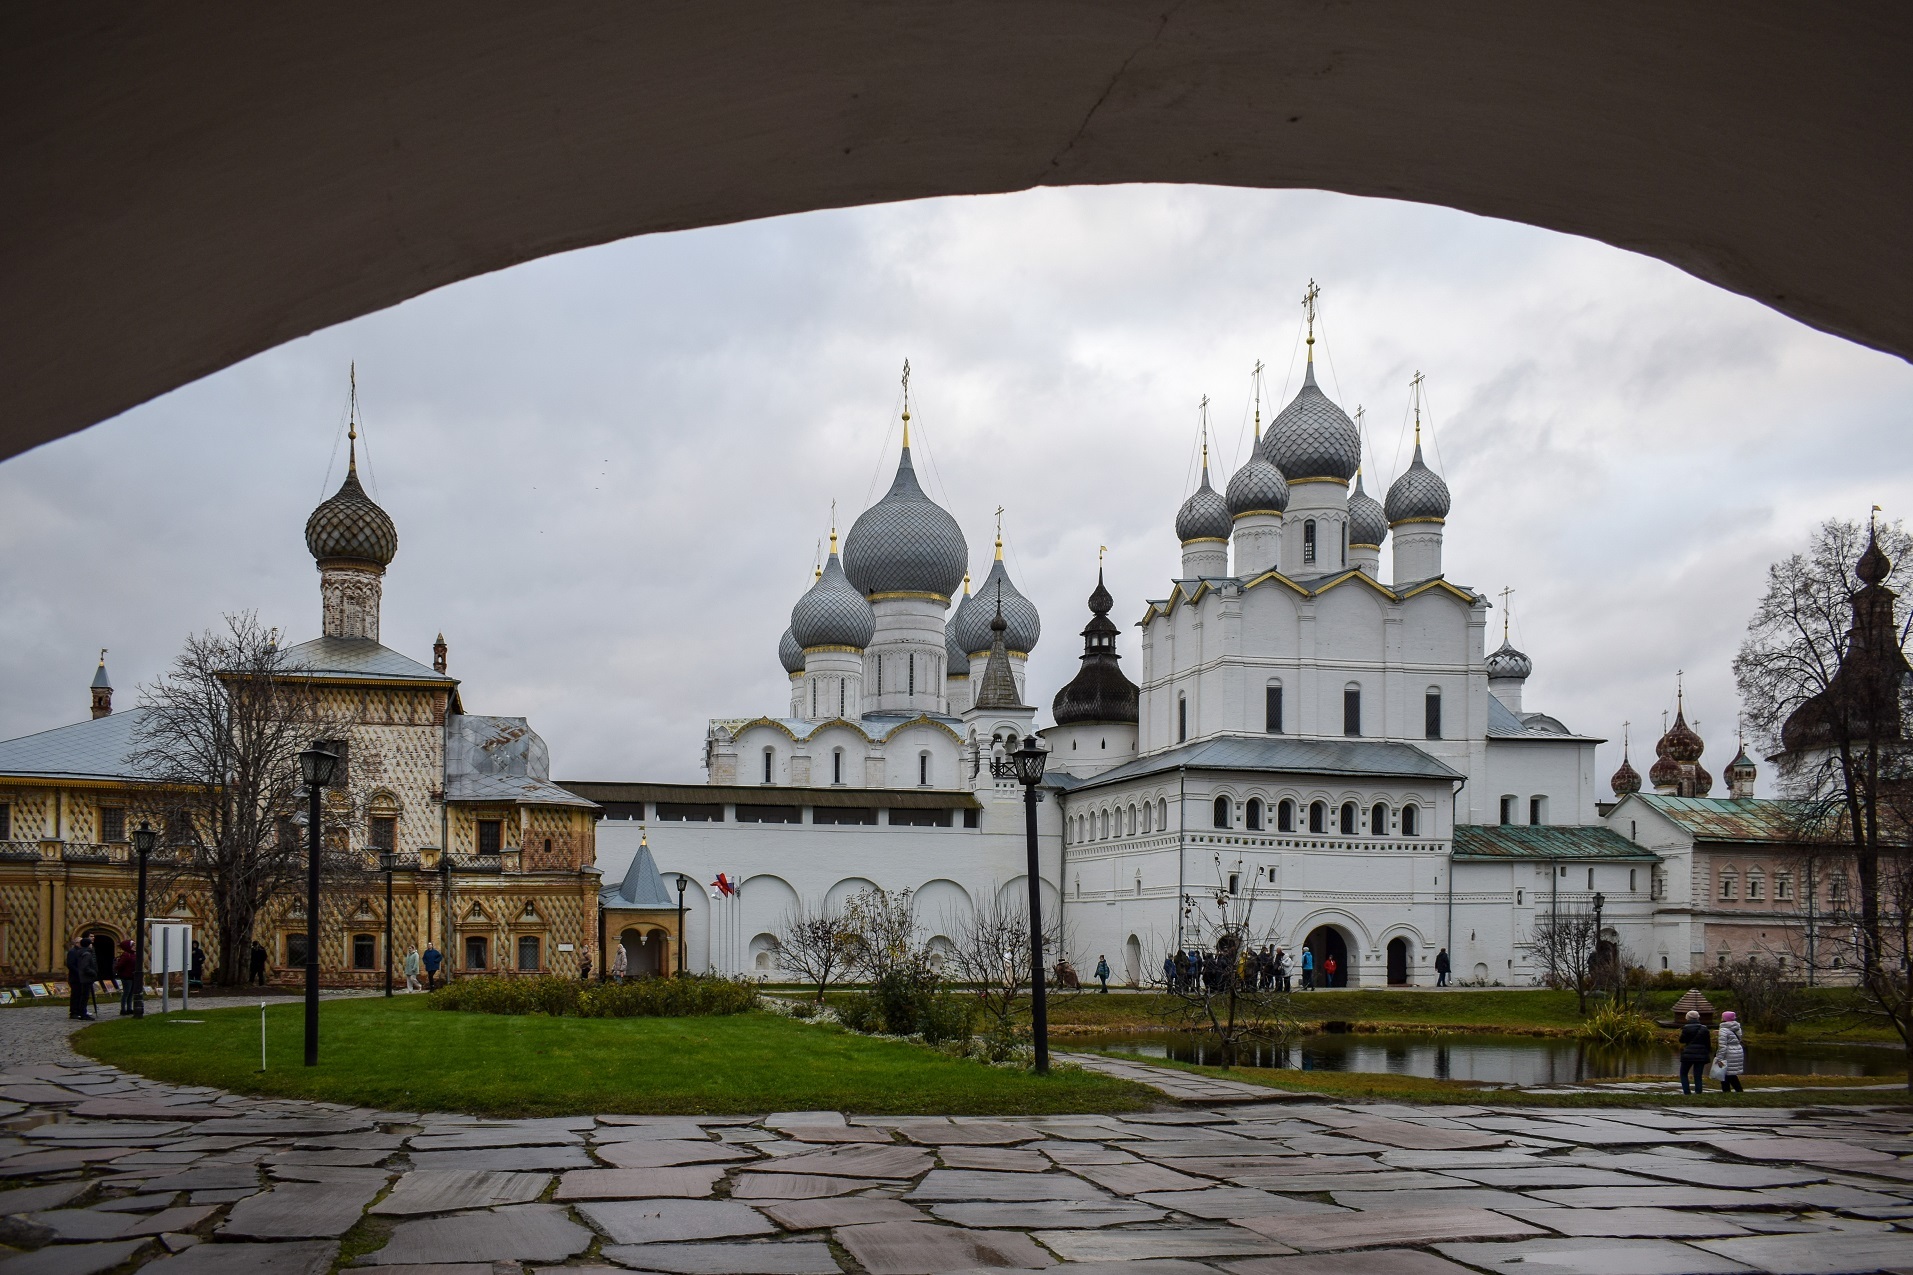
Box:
1347 470 1388 547
1226 452 1290 519
953 554 1041 655
791 544 876 649
778 627 804 674
1175 466 1232 543
842 443 968 600
1484 639 1533 680
1384 439 1452 524
1263 361 1360 482
306 450 397 567
945 621 969 672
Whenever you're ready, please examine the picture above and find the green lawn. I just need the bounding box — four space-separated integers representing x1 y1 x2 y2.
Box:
74 997 1158 1118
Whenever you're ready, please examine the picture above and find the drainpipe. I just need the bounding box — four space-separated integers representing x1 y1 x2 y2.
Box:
1447 777 1465 972
1175 766 1187 952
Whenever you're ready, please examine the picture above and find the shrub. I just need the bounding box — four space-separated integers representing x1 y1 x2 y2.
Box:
1713 957 1801 1034
429 974 757 1019
834 991 884 1034
915 990 977 1045
1578 1003 1657 1047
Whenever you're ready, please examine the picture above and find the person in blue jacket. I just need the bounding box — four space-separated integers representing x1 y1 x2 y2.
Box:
1300 946 1316 990
422 944 442 991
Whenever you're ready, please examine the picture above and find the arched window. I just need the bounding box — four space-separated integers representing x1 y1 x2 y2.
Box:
1370 802 1388 835
1403 804 1421 836
1309 800 1327 834
1127 804 1138 835
1100 809 1110 839
1499 795 1516 825
1141 803 1152 834
1719 870 1738 901
762 747 774 784
1529 795 1547 825
1343 683 1362 736
1746 871 1764 902
1303 519 1317 564
1265 682 1284 733
1277 798 1295 832
1213 796 1232 829
1339 801 1357 835
918 752 931 786
832 749 844 785
1246 798 1264 832
1177 694 1188 742
1158 798 1168 830
1425 687 1442 739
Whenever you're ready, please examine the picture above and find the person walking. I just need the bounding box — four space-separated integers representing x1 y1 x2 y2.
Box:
1274 948 1289 993
613 943 629 984
1435 948 1451 987
402 947 421 993
1162 952 1177 992
1300 946 1315 990
1678 1009 1712 1094
189 940 206 990
1324 954 1338 988
115 939 138 1014
422 944 442 991
1716 1010 1746 1094
248 940 268 986
65 939 96 1021
1094 954 1111 993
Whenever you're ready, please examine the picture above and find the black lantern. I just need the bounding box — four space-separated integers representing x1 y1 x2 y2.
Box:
990 733 1053 1074
379 850 397 998
130 821 157 1018
1007 736 1049 786
675 873 688 976
297 742 337 1066
298 745 339 789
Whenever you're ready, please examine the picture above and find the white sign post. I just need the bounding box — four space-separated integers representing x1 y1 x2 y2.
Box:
150 923 191 1014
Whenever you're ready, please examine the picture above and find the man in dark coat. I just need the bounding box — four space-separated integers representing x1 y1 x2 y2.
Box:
65 939 97 1020
422 944 442 991
249 940 268 986
1435 948 1452 987
1679 1009 1712 1094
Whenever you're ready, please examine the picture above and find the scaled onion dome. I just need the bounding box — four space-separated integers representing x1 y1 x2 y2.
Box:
954 549 1041 655
305 445 397 567
1610 746 1643 797
1226 452 1290 520
1385 437 1452 525
778 628 804 675
1052 571 1140 726
1347 469 1389 547
791 537 875 650
1264 361 1361 482
1175 455 1232 544
946 576 975 672
842 436 968 600
1484 640 1533 681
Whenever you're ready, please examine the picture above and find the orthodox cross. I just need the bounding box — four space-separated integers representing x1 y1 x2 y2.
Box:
1498 585 1515 641
1301 279 1320 346
900 359 912 445
1198 395 1211 469
1252 359 1265 438
1410 370 1426 444
1098 544 1107 566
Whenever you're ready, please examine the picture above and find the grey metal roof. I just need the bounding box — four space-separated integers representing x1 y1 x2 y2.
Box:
791 550 875 651
1385 440 1452 524
445 714 595 808
1453 824 1659 862
1263 361 1360 482
778 627 805 675
1175 466 1232 543
841 444 968 600
1347 471 1388 547
601 836 676 908
1070 734 1464 792
561 779 982 811
1484 639 1533 680
1226 454 1290 519
953 560 1040 655
280 637 453 684
90 660 112 690
1486 696 1595 741
0 708 153 782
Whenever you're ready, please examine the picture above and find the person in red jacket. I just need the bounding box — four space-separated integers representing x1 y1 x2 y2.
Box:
1324 955 1339 988
114 940 138 1015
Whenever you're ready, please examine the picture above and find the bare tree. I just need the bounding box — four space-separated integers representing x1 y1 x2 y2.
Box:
1521 903 1602 1012
941 889 1067 1055
776 897 856 1003
842 886 930 985
1162 856 1298 1068
1734 517 1913 1065
130 613 361 987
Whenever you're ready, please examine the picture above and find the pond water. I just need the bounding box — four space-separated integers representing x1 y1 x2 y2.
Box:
1083 1031 1905 1087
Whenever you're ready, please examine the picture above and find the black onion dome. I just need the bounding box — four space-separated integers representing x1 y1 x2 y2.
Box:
954 557 1040 654
1385 440 1452 524
791 549 875 649
1264 361 1360 482
1347 470 1388 547
1176 466 1232 543
305 456 397 567
842 445 968 599
1226 453 1290 519
778 627 804 674
1052 570 1140 726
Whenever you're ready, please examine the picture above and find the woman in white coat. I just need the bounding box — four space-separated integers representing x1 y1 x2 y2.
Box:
613 943 629 984
1715 1009 1747 1094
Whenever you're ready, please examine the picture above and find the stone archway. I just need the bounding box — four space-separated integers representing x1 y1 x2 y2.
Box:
1303 925 1350 989
621 927 661 978
1386 936 1411 986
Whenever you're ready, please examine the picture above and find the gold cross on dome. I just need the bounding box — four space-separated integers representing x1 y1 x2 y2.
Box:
1301 280 1320 342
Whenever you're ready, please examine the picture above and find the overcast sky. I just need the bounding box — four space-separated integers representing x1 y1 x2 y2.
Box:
4 184 1911 794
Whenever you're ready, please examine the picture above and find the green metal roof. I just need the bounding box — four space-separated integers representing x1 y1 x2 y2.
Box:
1453 823 1659 861
1626 794 1801 844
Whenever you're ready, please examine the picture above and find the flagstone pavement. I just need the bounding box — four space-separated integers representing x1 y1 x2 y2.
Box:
2 1015 1911 1274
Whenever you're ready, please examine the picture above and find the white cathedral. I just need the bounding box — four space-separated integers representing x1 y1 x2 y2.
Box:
577 334 1675 988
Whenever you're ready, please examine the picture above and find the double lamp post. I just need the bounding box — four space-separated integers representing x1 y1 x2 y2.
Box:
990 734 1051 1075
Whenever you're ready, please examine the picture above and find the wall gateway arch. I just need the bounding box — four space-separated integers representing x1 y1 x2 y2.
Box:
3 2 1908 461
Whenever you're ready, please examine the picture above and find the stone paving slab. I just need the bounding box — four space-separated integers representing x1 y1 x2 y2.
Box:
575 1199 777 1244
359 1203 592 1265
220 1177 385 1238
555 1166 727 1200
1034 1226 1296 1261
934 1145 1049 1172
905 1168 1111 1202
145 1240 339 1274
596 1239 841 1273
929 1200 1167 1228
729 1174 878 1200
370 1169 550 1215
1224 1251 1480 1275
1233 1205 1549 1251
0 1237 157 1275
1068 1160 1218 1194
1134 1186 1347 1219
594 1139 756 1168
1436 1236 1762 1275
834 1219 1055 1274
746 1144 932 1179
407 1146 594 1172
1501 1206 1753 1238
1055 1053 1297 1104
0 1181 91 1213
753 1197 923 1230
1693 1227 1913 1273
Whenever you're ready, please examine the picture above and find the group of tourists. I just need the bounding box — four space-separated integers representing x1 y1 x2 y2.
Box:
1161 945 1344 993
1679 1008 1748 1094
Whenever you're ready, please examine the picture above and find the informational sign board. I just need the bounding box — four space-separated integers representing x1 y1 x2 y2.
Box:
151 922 192 1012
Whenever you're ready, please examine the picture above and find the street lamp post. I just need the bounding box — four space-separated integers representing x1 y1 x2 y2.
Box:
379 851 397 997
991 734 1051 1074
130 822 156 1019
675 874 688 976
1591 890 1607 998
297 744 339 1067
440 850 453 985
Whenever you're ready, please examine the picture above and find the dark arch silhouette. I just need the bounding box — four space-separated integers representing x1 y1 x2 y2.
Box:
4 3 1907 462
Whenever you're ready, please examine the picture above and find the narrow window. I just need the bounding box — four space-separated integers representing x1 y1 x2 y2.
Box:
1530 796 1545 825
1401 804 1419 836
918 753 929 786
353 934 376 970
286 933 309 966
763 748 774 783
1246 798 1264 831
465 935 488 970
1370 802 1388 835
370 816 396 853
1498 796 1515 825
1629 868 1638 892
1425 689 1442 739
1343 685 1361 736
1748 874 1764 901
1277 799 1295 832
1227 872 1240 895
0 803 9 840
1177 695 1188 742
838 679 846 716
1776 873 1793 900
875 656 882 695
100 807 125 843
1309 801 1326 834
1142 804 1152 834
1213 796 1231 829
908 653 915 696
832 750 843 784
1158 798 1168 830
1587 867 1595 889
810 680 817 717
1265 685 1284 733
1720 874 1736 900
1516 888 1525 906
477 820 502 855
1134 875 1142 897
1128 804 1138 835
1339 802 1356 835
1303 519 1317 564
518 936 540 970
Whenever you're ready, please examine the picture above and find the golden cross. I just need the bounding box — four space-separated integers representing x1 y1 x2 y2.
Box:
1301 280 1320 343
1252 360 1265 436
1099 545 1107 566
1410 370 1425 443
348 361 358 440
829 497 836 532
1498 585 1514 640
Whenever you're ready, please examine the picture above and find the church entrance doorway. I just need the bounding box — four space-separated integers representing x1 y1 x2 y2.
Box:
1386 936 1410 985
88 931 116 984
622 928 660 978
1303 926 1349 988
